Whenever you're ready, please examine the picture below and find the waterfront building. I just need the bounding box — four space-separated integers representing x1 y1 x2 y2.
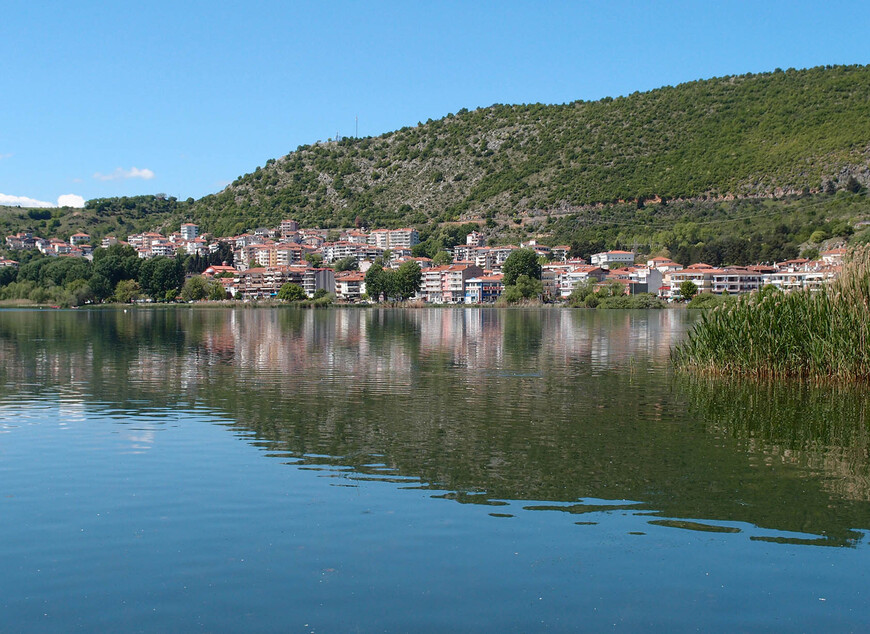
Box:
303 268 335 297
464 275 504 303
558 265 609 298
551 246 571 262
423 264 484 303
646 257 683 274
334 271 367 301
662 263 717 299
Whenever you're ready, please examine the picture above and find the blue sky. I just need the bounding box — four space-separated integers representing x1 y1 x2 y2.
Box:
1 0 868 208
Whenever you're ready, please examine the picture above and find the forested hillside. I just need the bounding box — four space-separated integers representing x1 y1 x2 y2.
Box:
191 64 870 235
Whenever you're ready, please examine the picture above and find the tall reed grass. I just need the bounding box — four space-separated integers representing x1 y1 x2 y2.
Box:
672 247 870 381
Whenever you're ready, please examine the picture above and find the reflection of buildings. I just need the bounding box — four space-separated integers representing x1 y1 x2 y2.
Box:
0 308 691 408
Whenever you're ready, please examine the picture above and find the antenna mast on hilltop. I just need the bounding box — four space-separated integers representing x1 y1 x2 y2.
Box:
355 115 358 138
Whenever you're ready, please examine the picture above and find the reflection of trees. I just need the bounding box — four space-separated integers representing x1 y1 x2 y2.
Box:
502 309 542 359
679 376 870 503
1 307 869 546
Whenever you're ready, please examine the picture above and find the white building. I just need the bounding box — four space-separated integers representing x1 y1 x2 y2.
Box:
590 250 635 269
368 228 419 249
180 223 199 241
466 231 485 247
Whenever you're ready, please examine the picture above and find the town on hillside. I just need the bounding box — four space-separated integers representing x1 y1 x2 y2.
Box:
2 220 845 303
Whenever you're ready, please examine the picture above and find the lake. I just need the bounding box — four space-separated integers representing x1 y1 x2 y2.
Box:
1 307 869 631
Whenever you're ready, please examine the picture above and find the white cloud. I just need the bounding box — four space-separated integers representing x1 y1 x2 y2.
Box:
0 192 86 208
57 194 85 208
0 153 12 160
0 193 54 208
93 166 155 181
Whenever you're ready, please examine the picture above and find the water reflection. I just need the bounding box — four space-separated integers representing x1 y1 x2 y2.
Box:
1 307 869 546
681 377 870 500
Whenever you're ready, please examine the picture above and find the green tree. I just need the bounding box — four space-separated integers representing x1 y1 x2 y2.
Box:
502 249 541 286
599 280 626 298
365 263 388 302
89 273 114 302
432 251 452 265
679 280 698 301
567 280 597 306
208 281 227 301
502 274 543 303
809 230 829 243
0 266 17 287
394 261 422 300
40 258 92 288
93 244 141 281
333 256 358 272
844 176 863 193
277 283 307 301
66 279 94 306
181 275 211 301
515 274 543 298
113 279 142 303
304 252 324 267
139 256 184 300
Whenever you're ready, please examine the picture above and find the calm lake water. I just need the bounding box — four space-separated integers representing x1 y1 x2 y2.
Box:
1 307 870 631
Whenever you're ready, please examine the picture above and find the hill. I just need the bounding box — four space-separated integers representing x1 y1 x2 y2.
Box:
190 64 870 237
3 65 870 266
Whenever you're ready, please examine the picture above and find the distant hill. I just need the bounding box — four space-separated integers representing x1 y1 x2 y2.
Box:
189 64 870 236
0 195 188 247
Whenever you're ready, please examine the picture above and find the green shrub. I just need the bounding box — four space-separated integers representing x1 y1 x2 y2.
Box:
597 293 665 309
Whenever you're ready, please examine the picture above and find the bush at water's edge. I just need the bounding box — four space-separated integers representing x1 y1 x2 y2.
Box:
672 248 870 381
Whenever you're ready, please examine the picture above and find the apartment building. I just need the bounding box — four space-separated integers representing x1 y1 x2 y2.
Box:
590 250 636 269
710 267 763 294
663 263 717 299
368 228 420 249
280 219 299 236
465 275 504 303
334 271 366 301
422 264 483 303
180 223 199 241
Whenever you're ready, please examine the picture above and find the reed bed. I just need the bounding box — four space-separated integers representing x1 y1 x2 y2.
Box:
672 247 870 382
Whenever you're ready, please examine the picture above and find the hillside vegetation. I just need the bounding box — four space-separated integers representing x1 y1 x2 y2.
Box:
191 65 870 236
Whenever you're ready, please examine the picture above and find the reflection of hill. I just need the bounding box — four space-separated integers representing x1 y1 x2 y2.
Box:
1 307 869 546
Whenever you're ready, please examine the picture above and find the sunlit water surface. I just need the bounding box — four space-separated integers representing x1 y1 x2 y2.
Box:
1 307 869 631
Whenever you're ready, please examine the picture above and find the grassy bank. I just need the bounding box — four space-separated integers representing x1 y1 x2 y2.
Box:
672 248 870 381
